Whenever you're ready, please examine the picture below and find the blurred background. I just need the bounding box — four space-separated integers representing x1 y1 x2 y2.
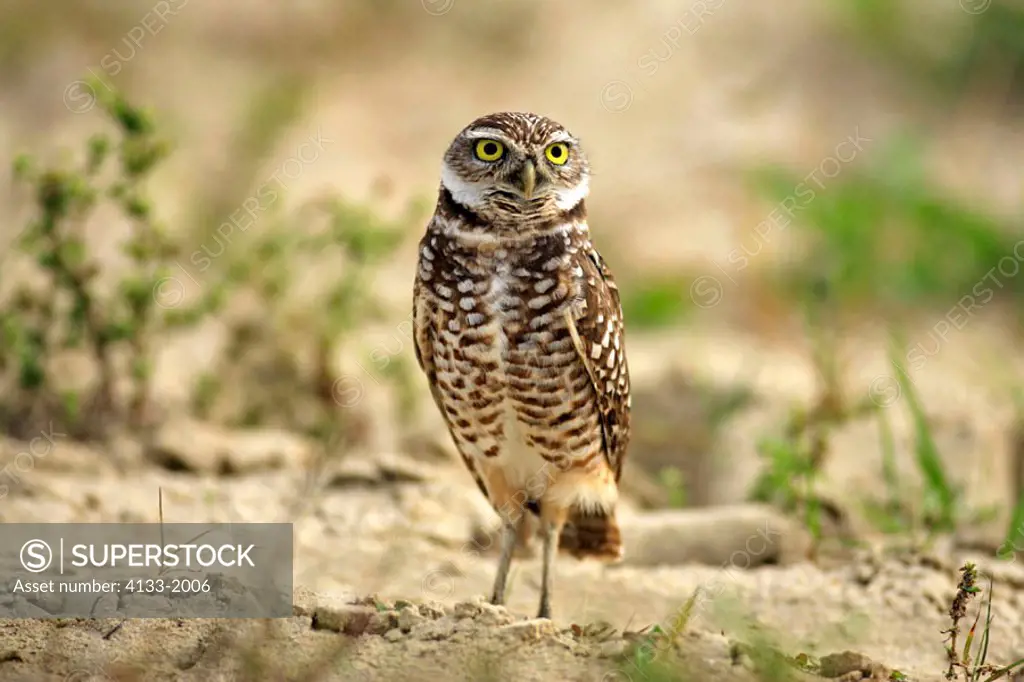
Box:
2 0 1024 676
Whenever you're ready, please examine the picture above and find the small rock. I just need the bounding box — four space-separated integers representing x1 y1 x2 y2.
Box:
477 602 512 626
819 651 889 679
375 452 435 483
27 591 62 615
597 640 629 659
384 628 404 642
418 601 447 619
10 597 51 618
351 594 390 609
292 587 358 618
497 619 557 641
620 504 812 567
398 607 426 633
328 452 434 488
150 419 311 474
853 561 877 586
312 604 377 635
369 611 399 635
453 602 481 619
326 457 379 487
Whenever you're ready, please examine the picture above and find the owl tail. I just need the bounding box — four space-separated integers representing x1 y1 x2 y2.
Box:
558 508 624 562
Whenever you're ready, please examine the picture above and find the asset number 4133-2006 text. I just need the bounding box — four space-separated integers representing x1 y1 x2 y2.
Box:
122 578 211 593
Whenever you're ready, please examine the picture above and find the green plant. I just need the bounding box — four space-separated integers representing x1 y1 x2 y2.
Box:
751 433 828 539
860 331 1012 541
1 76 213 439
621 276 699 330
4 75 418 452
749 291 875 542
828 0 1024 104
658 466 689 508
750 134 1021 319
890 337 960 533
606 589 701 682
997 490 1024 561
861 404 914 534
943 562 1024 681
998 390 1024 560
187 190 417 445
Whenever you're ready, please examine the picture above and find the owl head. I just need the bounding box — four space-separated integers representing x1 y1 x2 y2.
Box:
439 112 590 221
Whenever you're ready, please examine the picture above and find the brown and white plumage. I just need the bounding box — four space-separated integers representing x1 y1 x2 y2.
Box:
412 112 631 619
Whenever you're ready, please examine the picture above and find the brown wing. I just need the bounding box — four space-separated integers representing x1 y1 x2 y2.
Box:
564 243 631 481
412 244 492 502
412 252 460 442
412 274 442 407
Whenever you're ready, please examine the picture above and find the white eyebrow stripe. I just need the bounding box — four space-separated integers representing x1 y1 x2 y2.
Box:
464 129 511 140
546 131 575 144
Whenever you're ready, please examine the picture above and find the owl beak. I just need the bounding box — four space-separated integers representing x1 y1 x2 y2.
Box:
518 159 537 200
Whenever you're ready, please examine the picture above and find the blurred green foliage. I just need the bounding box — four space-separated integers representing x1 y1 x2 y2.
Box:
2 78 185 438
190 191 417 443
831 0 1024 102
751 134 1022 318
0 77 416 446
622 277 698 330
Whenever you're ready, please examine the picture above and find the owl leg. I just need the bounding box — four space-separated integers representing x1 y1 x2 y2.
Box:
489 521 518 606
537 506 569 619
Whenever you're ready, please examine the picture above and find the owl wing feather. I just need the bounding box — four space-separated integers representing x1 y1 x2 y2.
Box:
565 242 631 481
412 248 492 502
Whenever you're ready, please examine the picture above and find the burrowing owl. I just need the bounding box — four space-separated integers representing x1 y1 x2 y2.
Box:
412 112 631 619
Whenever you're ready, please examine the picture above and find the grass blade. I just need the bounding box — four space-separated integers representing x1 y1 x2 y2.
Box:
971 578 994 681
963 606 980 670
1000 490 1024 561
889 341 956 531
977 578 994 669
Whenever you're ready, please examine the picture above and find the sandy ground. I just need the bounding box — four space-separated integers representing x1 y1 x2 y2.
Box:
0 452 1021 682
1 338 1024 681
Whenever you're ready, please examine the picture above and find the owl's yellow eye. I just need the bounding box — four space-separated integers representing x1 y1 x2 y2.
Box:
474 139 505 162
545 142 570 165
